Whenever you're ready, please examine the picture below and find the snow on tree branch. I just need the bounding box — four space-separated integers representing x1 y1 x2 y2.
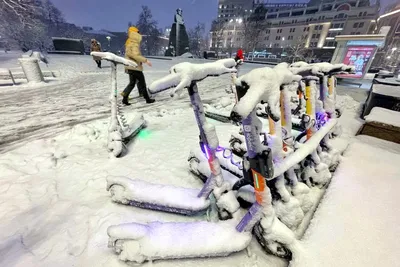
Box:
0 0 38 24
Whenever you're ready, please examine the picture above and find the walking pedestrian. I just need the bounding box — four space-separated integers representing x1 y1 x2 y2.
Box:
121 26 155 105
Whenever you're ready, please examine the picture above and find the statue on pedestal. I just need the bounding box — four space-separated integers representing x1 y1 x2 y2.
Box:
175 8 184 24
165 8 190 57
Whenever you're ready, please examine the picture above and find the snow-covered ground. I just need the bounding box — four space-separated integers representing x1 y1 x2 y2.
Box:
1 52 396 267
297 135 400 267
0 53 284 267
0 52 270 153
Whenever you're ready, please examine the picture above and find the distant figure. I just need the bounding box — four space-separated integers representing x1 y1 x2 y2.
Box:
235 49 244 62
90 39 102 68
121 26 155 105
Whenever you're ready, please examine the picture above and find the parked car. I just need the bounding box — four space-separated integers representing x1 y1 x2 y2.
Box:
368 67 386 73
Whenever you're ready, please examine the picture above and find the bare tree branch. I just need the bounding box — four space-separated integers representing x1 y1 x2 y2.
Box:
210 19 227 55
136 5 162 55
238 5 267 58
188 22 205 57
0 0 39 25
286 37 308 63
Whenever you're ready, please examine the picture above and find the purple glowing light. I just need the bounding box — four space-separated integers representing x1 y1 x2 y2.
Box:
201 143 210 160
316 112 329 127
216 146 243 170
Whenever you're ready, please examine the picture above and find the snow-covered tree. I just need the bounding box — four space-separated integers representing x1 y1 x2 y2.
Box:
0 0 90 51
136 6 161 56
287 37 308 63
188 22 206 57
0 0 40 25
240 5 267 58
210 19 226 55
304 50 317 63
41 0 65 28
61 23 91 48
0 0 49 51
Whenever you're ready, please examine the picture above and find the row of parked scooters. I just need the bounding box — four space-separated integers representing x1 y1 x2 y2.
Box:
93 52 353 264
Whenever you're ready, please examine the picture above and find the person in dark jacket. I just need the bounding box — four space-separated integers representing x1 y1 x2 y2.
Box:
90 39 102 68
121 26 155 105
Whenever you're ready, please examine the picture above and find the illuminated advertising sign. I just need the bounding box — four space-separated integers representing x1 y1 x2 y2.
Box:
340 46 376 78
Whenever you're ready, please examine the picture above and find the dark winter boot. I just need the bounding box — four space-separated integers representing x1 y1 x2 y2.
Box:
142 87 155 104
122 97 131 106
97 60 102 69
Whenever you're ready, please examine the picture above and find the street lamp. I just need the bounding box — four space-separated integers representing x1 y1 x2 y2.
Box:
106 36 111 51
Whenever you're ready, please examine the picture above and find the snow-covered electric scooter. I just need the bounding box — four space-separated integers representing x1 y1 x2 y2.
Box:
188 63 354 237
204 59 243 123
190 63 353 178
91 52 146 157
107 63 303 264
106 59 240 217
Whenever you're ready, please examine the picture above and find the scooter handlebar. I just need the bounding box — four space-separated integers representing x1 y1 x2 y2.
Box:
90 52 137 67
231 63 302 123
149 59 237 97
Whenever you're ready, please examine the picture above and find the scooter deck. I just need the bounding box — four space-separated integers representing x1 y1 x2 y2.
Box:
107 176 211 215
121 116 146 142
188 147 243 182
108 220 252 263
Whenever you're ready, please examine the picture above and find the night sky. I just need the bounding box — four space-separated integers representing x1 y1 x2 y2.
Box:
51 0 397 33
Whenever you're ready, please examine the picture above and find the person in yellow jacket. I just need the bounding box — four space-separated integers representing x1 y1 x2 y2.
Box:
121 26 155 105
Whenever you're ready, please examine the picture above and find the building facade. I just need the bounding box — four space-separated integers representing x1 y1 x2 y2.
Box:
212 0 379 60
373 4 400 67
218 0 254 19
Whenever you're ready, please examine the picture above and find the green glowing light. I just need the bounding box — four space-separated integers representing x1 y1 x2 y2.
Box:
138 129 151 139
